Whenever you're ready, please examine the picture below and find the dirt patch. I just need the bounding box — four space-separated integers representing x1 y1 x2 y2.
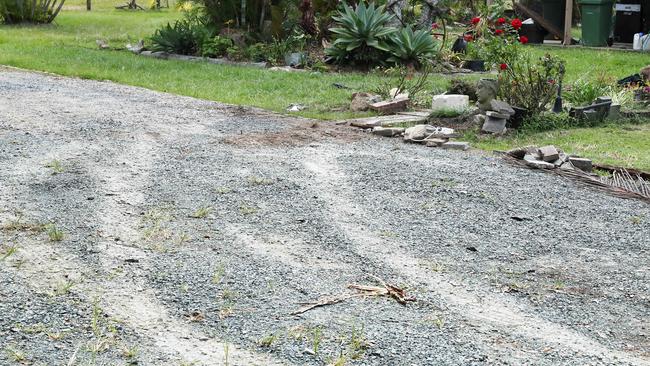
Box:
222 121 363 146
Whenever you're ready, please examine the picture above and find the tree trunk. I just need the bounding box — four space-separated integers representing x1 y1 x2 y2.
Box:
241 0 247 28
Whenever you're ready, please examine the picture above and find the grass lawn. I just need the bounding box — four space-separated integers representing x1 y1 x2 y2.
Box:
1 4 649 169
470 123 650 171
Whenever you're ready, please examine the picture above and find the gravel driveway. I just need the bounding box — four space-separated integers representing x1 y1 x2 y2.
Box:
1 68 649 366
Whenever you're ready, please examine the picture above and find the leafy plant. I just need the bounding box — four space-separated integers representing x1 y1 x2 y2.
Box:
245 43 269 62
326 3 396 66
201 36 232 57
564 79 611 107
0 0 65 24
498 53 565 115
150 18 206 55
226 46 246 61
387 26 437 67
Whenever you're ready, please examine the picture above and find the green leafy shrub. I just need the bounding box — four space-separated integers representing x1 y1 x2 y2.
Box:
387 26 438 67
564 79 611 107
266 34 306 65
151 19 203 55
0 0 65 24
448 78 477 101
245 43 269 62
498 53 565 115
201 36 233 57
325 3 396 66
226 46 246 61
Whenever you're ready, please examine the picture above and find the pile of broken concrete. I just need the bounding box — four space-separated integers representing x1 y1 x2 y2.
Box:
506 145 593 172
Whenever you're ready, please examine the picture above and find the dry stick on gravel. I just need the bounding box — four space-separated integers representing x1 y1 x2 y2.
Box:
291 275 415 315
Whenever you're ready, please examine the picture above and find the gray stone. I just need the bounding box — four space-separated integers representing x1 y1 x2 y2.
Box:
481 115 507 134
538 145 560 162
424 138 448 147
403 125 429 141
523 153 542 162
351 92 382 112
596 96 612 104
372 127 404 137
284 52 305 67
441 141 470 151
431 94 469 111
126 40 144 54
489 100 515 116
485 111 509 119
569 157 593 172
525 159 556 169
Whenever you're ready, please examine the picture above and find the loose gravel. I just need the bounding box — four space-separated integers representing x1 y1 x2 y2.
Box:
1 68 649 366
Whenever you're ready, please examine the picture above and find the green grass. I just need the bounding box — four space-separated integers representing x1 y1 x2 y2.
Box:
472 123 650 171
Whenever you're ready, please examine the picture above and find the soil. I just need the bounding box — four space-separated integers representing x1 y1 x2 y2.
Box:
1 68 649 366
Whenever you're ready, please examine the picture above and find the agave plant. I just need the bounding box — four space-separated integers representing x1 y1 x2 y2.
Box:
0 0 65 24
325 3 396 66
150 19 203 55
387 26 438 67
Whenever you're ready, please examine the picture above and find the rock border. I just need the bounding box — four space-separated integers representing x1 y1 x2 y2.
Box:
139 51 268 69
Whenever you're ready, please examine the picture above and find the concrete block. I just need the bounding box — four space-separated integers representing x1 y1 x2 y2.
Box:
481 115 507 134
538 145 560 162
431 94 469 112
525 159 556 169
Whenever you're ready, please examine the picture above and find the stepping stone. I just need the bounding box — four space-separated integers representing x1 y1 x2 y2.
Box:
441 141 470 151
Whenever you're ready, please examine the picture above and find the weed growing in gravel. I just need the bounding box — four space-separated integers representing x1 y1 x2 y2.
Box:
53 280 75 296
311 326 324 355
121 344 138 359
239 205 258 215
215 186 232 194
347 325 369 360
46 224 65 241
247 176 274 186
329 355 347 366
190 206 212 219
223 343 231 366
1 245 17 261
212 264 225 284
258 333 278 348
379 230 395 238
5 346 27 362
47 331 65 341
45 160 65 174
419 260 447 273
630 215 645 225
431 177 458 188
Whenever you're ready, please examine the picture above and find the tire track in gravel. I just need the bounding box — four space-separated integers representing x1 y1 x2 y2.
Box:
301 145 650 366
0 112 286 365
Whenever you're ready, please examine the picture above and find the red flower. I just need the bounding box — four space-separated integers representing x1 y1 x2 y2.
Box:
519 35 528 44
497 17 506 25
500 63 508 70
464 34 474 42
511 18 523 30
548 79 556 85
495 29 504 36
471 17 481 25
431 22 439 30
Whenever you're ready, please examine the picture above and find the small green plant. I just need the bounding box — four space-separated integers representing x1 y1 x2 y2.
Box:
239 205 258 215
201 35 232 57
46 160 65 174
190 206 211 218
122 344 138 359
311 326 323 355
212 264 225 284
53 280 74 296
258 333 278 347
223 342 230 366
215 186 232 194
630 215 644 225
226 46 246 61
5 346 26 362
1 245 17 260
46 224 64 241
564 79 611 107
347 325 368 359
248 176 274 186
